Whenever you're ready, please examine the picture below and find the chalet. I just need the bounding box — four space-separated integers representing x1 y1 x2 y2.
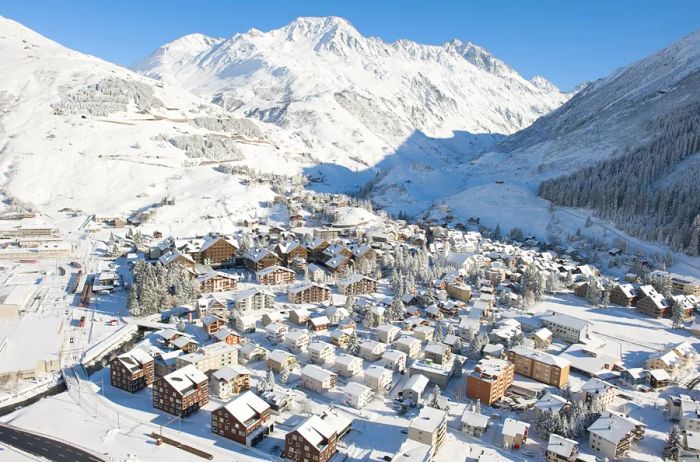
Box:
189 235 238 268
284 330 310 353
201 315 225 337
110 348 154 393
159 250 196 271
324 254 351 274
212 328 243 346
308 315 331 332
211 391 273 447
635 285 670 318
306 263 327 283
153 365 209 417
197 271 238 293
300 364 337 393
609 283 638 307
275 241 308 265
284 415 337 462
256 265 296 285
649 369 671 388
334 354 363 377
288 283 331 304
349 243 377 263
646 342 697 374
336 274 378 296
289 308 311 325
268 349 296 372
530 328 553 350
243 248 282 272
305 238 331 263
210 365 251 399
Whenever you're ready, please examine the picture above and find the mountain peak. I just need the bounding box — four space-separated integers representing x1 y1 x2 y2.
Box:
443 39 513 76
530 75 559 93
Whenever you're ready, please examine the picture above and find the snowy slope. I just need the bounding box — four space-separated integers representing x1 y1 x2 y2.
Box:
470 29 700 179
134 16 570 193
0 16 369 236
440 29 700 241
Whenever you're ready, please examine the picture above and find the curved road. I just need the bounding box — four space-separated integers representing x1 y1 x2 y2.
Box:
0 424 105 462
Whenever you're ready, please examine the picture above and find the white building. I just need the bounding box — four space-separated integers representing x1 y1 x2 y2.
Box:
359 339 387 361
364 365 393 392
300 364 337 393
284 330 310 353
394 336 422 359
344 382 373 409
540 312 592 343
334 354 363 377
308 341 335 365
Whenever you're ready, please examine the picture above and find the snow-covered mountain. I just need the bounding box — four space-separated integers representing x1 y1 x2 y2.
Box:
442 29 700 245
0 16 361 236
134 16 569 174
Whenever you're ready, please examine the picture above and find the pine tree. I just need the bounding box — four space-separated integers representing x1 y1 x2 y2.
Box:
664 425 683 461
428 385 442 409
266 370 275 391
493 224 502 240
279 366 290 385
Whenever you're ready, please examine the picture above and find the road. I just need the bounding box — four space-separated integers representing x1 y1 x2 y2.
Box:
0 423 105 462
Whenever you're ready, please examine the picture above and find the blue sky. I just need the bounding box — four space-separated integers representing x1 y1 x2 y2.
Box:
2 0 698 90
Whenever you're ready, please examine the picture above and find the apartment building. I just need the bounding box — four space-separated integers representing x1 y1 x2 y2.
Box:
507 346 570 388
466 358 515 405
407 406 447 460
175 342 238 374
153 365 209 417
110 348 154 393
211 391 273 447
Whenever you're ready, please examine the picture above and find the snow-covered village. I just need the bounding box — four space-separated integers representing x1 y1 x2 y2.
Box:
0 3 699 462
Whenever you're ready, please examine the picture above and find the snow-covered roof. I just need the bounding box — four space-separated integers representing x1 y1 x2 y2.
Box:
293 415 335 448
587 412 644 443
403 373 429 392
509 345 570 369
501 418 530 437
540 312 590 331
344 381 371 397
212 365 249 382
256 265 295 277
461 409 489 429
163 364 207 394
409 406 446 434
221 390 269 424
301 364 335 382
547 434 578 458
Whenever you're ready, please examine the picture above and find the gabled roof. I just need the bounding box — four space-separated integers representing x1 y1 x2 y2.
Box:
221 391 269 424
